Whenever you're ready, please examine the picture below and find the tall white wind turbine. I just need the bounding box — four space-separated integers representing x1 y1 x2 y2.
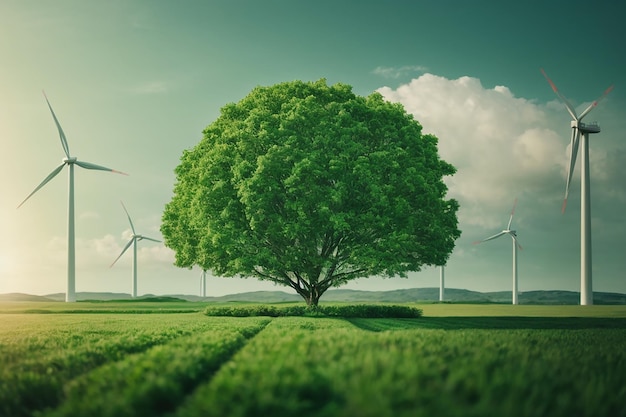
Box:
18 92 127 302
474 199 522 305
110 202 161 298
541 69 613 306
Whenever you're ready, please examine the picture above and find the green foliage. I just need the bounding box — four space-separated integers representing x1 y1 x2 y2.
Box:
204 304 306 317
318 304 422 318
161 79 461 305
203 304 423 318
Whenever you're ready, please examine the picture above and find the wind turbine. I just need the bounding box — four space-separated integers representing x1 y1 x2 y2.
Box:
18 92 127 302
200 269 207 298
474 199 522 305
541 69 613 306
110 202 161 298
439 265 445 302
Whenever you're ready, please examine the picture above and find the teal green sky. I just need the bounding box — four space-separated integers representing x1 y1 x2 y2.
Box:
1 0 625 297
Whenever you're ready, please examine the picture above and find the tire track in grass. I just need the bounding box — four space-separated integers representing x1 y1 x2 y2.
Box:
41 318 272 417
347 317 626 332
1 318 209 417
346 318 425 332
173 317 357 417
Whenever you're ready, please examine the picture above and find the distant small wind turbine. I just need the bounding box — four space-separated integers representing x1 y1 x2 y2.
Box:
439 265 445 302
200 269 207 298
110 202 161 298
18 92 127 302
541 69 613 306
474 199 522 305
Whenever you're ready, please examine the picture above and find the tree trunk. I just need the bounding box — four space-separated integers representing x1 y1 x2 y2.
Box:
302 285 323 307
289 278 325 307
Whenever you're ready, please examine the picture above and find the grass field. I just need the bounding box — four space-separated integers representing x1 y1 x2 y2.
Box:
1 302 625 417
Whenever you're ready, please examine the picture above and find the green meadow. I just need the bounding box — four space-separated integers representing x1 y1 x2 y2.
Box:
1 302 625 417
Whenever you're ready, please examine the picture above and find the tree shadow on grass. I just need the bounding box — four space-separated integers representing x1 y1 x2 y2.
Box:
346 317 626 332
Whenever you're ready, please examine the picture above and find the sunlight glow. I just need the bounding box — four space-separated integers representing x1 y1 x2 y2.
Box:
0 253 12 276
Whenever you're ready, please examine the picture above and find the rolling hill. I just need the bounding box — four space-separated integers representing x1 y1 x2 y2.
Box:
2 288 624 304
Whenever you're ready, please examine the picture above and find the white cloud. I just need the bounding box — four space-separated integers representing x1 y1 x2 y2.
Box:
372 65 428 79
377 74 567 229
39 232 166 269
92 233 119 256
121 229 134 241
140 245 175 265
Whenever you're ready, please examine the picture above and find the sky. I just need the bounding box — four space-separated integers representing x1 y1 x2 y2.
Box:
1 0 625 298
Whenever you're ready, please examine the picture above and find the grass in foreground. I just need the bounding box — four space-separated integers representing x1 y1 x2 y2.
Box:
0 314 268 417
177 317 626 417
0 303 625 417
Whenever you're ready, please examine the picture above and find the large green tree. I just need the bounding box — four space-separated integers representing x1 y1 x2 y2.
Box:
162 79 460 306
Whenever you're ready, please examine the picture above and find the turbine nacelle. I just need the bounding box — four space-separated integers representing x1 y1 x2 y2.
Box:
572 120 601 134
133 234 159 243
63 156 78 164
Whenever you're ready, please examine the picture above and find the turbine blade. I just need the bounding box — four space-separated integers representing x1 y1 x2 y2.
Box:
473 231 506 244
141 236 162 243
17 163 66 208
110 239 134 267
578 84 614 120
562 129 581 213
42 91 71 159
507 198 518 230
120 201 136 235
75 159 128 175
540 68 578 120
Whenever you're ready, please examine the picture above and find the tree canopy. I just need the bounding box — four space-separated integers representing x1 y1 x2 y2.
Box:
161 79 460 306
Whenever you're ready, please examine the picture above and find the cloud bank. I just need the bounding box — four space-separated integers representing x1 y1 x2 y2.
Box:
376 73 625 293
378 74 574 228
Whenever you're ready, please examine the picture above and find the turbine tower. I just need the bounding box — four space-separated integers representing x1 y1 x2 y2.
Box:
541 69 613 306
18 92 127 302
474 199 522 305
110 202 161 298
439 265 445 302
200 269 207 298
